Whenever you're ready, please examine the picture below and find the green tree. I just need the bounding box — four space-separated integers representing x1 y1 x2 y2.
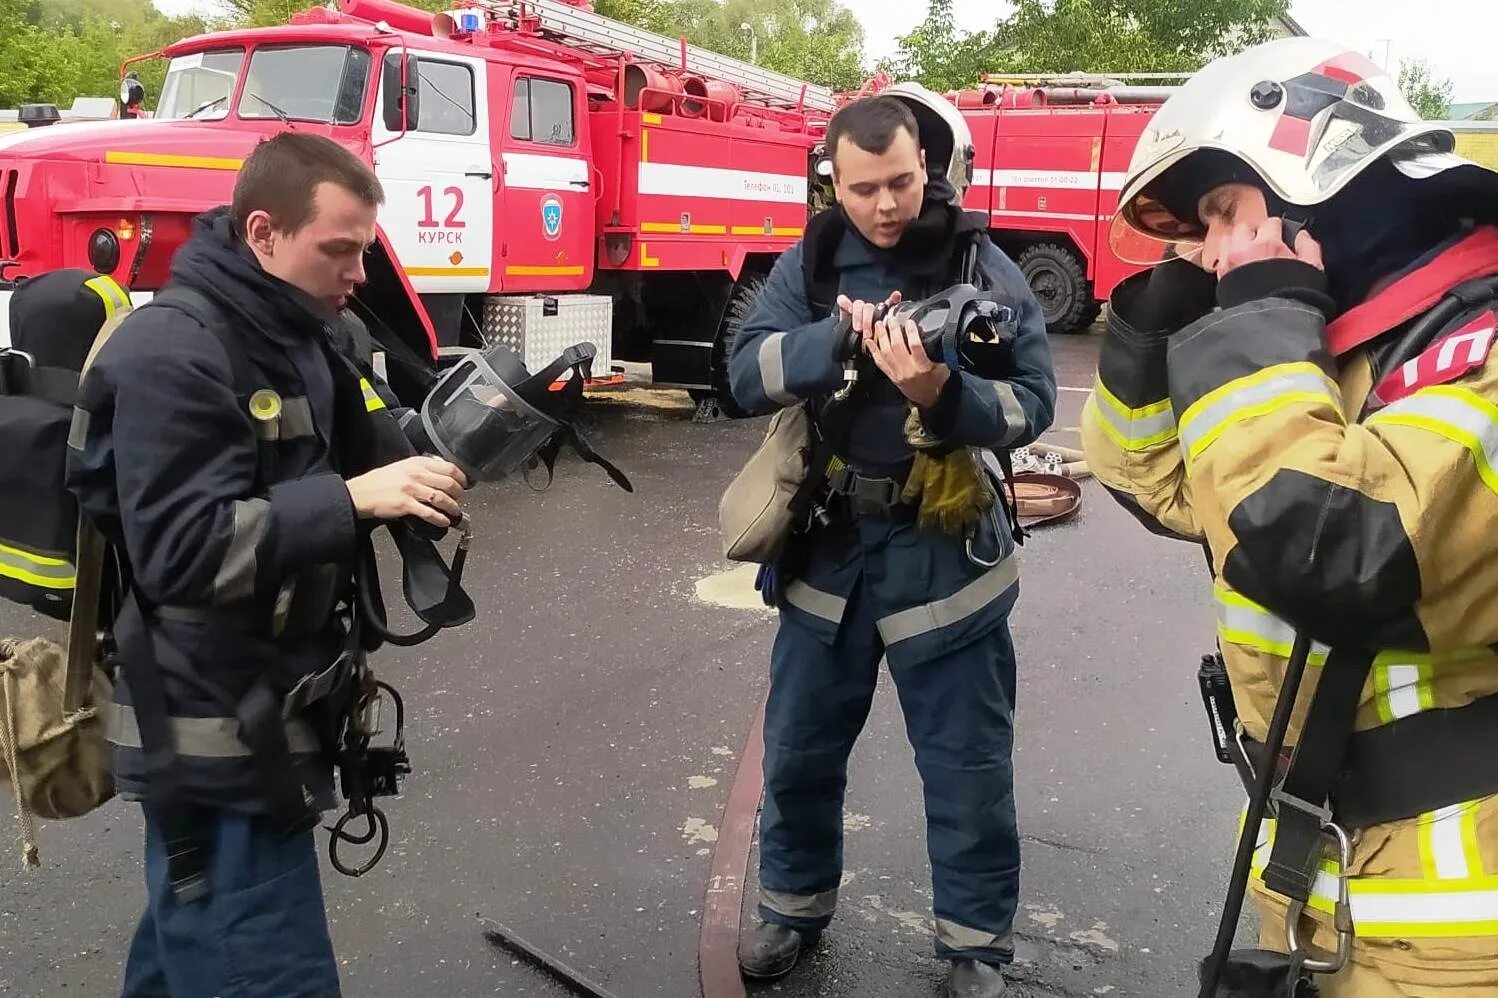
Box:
1397 57 1454 120
0 0 213 108
884 0 1291 92
877 0 1002 94
597 0 866 91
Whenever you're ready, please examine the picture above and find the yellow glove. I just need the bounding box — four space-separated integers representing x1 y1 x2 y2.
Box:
900 407 996 536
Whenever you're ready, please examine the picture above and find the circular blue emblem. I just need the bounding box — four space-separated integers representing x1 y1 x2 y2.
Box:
541 195 563 241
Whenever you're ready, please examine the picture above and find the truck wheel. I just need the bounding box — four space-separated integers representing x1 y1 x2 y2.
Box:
1018 243 1095 335
705 274 766 419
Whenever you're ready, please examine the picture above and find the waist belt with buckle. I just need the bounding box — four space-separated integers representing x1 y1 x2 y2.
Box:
1230 690 1498 829
825 465 912 519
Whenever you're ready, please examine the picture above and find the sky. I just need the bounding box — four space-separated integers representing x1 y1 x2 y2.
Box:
153 0 1498 102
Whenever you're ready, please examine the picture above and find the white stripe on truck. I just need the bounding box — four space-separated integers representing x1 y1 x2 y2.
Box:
637 162 807 204
971 169 1127 191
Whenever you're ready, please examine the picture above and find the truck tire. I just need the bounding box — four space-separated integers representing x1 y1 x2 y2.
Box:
705 274 766 419
1018 243 1095 335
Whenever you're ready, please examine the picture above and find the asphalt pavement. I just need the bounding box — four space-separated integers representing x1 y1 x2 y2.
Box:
0 329 1249 998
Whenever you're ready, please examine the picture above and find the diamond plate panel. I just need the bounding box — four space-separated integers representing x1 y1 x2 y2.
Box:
481 294 613 379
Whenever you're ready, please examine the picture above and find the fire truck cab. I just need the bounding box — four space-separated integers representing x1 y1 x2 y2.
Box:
0 0 830 413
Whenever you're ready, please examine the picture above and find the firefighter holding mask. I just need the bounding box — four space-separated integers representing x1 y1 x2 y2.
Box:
727 86 1056 997
1084 36 1498 995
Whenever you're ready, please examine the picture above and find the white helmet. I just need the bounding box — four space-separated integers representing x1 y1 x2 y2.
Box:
1112 37 1460 263
884 81 975 204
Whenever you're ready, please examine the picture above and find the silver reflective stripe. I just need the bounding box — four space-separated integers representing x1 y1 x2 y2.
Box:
877 553 1019 647
214 498 270 603
935 917 1013 953
992 382 1027 447
0 542 74 589
106 702 320 758
278 396 316 440
784 580 847 624
1088 382 1177 451
67 407 90 451
760 886 839 919
757 332 796 406
1179 365 1338 463
1368 387 1498 493
1215 588 1330 664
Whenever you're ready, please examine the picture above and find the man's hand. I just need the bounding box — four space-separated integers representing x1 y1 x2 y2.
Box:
837 290 902 337
1213 217 1324 278
867 316 951 409
346 455 467 528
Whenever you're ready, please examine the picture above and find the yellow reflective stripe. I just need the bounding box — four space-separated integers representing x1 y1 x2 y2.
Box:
1249 810 1498 937
1213 583 1329 664
1368 386 1498 496
1178 362 1341 466
0 540 75 589
1373 659 1436 724
359 377 386 412
1420 803 1486 881
1087 377 1177 450
83 274 130 317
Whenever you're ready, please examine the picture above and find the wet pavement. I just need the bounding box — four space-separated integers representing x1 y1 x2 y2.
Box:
0 329 1248 997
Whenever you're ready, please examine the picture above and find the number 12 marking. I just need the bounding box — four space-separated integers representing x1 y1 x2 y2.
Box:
418 185 466 228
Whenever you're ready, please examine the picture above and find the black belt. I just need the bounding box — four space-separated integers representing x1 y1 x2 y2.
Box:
824 467 914 520
1231 690 1498 830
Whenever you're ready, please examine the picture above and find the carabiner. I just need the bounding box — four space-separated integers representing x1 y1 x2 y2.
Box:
1284 821 1353 976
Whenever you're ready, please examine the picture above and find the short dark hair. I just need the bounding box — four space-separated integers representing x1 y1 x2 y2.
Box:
231 132 384 235
825 96 919 165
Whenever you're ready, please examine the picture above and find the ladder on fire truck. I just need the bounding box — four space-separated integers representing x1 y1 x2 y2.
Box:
481 0 837 112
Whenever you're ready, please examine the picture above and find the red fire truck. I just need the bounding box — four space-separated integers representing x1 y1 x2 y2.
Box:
0 0 832 413
0 0 1166 416
947 76 1171 336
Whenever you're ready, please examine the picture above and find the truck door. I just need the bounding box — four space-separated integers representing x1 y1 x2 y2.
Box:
497 69 594 290
372 50 495 295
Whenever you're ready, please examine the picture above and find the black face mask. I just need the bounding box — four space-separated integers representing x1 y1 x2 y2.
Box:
1304 158 1466 309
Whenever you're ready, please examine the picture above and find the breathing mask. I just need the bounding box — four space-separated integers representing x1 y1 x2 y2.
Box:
358 341 632 650
831 283 1019 372
406 341 633 491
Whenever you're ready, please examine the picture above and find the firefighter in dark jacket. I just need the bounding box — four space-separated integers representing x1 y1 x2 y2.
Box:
728 88 1056 998
1084 37 1498 994
66 134 466 998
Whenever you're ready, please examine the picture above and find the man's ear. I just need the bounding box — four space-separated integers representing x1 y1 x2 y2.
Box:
243 210 277 258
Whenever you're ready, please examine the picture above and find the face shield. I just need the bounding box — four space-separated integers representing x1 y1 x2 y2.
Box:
411 341 633 492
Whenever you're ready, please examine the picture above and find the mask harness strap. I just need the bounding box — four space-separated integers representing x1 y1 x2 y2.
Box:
518 345 634 495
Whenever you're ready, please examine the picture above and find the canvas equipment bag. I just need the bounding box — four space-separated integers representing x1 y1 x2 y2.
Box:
719 403 814 563
0 269 133 866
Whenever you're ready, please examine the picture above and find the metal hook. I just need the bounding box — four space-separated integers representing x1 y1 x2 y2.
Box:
1285 821 1353 976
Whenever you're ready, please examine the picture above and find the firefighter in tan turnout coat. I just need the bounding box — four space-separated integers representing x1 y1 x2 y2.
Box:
1083 37 1498 995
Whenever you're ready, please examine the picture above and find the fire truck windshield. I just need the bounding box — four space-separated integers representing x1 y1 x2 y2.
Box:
153 44 372 125
156 49 245 120
236 45 373 125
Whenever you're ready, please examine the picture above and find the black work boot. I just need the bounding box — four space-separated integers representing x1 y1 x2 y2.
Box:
737 921 817 979
947 958 1007 997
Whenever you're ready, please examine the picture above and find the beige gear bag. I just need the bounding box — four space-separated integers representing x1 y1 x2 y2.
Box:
0 305 132 867
718 403 812 563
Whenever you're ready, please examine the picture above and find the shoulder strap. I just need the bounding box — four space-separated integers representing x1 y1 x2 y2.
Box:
1260 645 1376 901
147 287 257 400
801 208 846 320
